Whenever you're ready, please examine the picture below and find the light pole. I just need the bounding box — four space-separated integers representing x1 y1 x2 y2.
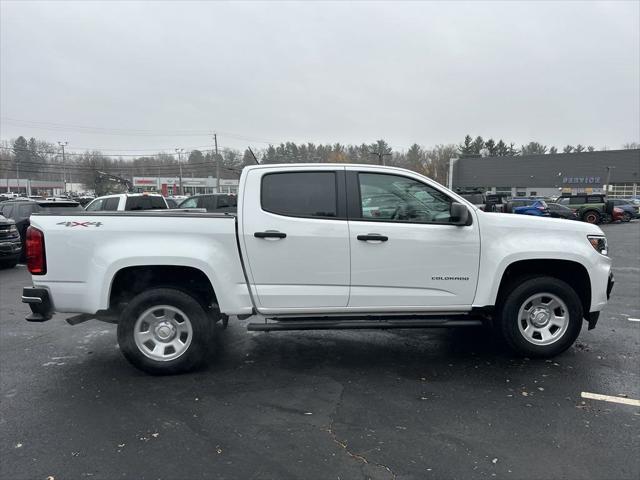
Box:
175 148 184 195
58 141 68 192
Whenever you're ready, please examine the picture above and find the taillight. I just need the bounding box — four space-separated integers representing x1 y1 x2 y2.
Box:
26 226 46 275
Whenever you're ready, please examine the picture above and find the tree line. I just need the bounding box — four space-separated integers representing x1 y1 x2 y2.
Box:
1 135 638 195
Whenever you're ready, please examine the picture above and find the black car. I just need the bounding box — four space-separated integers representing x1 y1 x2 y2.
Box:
546 202 579 220
178 193 237 213
0 214 22 268
0 199 84 260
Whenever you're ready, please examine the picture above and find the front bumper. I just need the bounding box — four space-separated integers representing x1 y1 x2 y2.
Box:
0 240 21 259
22 287 53 322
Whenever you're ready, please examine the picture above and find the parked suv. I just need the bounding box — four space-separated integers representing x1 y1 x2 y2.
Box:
178 193 237 213
0 199 83 260
0 214 21 268
557 194 614 224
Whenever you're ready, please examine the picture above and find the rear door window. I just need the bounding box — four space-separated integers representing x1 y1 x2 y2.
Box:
569 196 586 205
102 197 120 211
125 196 167 210
587 195 603 203
261 171 337 218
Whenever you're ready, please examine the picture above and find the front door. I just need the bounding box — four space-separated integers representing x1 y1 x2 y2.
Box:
241 167 350 311
347 169 480 309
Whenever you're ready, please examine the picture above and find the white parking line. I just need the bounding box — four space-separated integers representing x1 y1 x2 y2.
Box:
581 392 640 407
628 318 640 322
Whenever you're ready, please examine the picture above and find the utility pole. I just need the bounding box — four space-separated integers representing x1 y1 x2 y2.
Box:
214 133 220 193
175 148 184 195
58 141 68 192
604 166 615 195
369 149 392 166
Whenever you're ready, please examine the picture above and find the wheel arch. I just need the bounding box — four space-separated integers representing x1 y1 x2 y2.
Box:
108 265 217 313
494 259 591 317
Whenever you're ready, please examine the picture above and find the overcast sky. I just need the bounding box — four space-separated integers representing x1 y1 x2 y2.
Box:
1 0 638 155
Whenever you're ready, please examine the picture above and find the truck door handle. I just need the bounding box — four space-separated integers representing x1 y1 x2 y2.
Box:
357 234 388 242
254 231 287 239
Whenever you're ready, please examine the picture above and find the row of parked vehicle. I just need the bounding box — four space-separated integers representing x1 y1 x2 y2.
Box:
0 192 237 268
458 191 640 224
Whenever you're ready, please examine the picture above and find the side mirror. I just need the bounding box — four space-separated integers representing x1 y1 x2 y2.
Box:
450 202 469 226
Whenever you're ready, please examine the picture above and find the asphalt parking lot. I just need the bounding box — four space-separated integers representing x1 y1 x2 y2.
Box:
1 222 639 480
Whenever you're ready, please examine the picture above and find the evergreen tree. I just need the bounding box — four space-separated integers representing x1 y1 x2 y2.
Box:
458 135 474 156
471 136 485 154
484 138 496 156
495 139 509 156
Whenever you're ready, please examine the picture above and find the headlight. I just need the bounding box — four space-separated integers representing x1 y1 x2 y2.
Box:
588 235 608 256
8 225 17 233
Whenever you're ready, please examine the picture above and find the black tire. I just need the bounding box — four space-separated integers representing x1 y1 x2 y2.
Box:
582 210 600 224
496 276 583 358
622 212 631 223
504 202 513 214
117 288 215 375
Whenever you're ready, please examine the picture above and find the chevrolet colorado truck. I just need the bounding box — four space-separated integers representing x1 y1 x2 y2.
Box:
21 164 614 374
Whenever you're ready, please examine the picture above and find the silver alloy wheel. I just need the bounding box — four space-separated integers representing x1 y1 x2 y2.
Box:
134 305 193 361
517 293 569 346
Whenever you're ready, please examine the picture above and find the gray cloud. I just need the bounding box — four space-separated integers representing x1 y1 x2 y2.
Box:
1 0 638 153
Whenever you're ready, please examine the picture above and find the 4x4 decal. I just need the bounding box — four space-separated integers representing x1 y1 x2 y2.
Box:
57 221 103 228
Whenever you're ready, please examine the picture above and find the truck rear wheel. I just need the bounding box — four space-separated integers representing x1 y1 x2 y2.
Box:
496 276 583 357
117 288 214 375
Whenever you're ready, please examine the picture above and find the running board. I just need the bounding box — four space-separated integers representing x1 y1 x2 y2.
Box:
247 316 483 332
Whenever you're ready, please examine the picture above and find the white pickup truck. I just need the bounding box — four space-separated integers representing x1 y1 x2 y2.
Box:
22 164 614 374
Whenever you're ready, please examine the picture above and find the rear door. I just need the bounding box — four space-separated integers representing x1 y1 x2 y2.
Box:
346 168 480 309
241 167 350 310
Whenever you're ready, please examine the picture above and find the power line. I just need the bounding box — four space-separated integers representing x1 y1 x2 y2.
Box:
1 117 277 143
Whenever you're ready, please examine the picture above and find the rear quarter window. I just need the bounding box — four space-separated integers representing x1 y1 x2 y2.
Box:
261 171 337 218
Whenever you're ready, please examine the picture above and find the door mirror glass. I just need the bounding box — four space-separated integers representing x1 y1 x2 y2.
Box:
450 202 469 225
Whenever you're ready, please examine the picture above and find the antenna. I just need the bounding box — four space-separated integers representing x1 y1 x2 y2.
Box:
248 147 259 165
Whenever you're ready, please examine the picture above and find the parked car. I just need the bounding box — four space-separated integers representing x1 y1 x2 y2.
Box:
22 164 613 375
0 198 83 260
85 193 168 211
178 193 237 213
611 207 625 223
609 199 639 221
547 203 579 220
505 198 550 216
556 194 614 224
0 214 21 268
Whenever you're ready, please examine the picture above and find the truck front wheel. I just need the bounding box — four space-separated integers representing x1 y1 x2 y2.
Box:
497 276 583 357
117 288 214 375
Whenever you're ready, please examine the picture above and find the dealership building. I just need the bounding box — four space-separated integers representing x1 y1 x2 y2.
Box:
132 176 240 195
451 149 640 198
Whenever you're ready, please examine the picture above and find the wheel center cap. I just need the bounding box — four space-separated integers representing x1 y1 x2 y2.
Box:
530 307 550 327
155 322 176 341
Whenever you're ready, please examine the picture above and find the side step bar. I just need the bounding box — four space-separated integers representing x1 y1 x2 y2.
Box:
247 316 483 332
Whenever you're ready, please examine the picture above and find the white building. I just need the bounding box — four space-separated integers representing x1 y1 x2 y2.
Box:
132 176 239 195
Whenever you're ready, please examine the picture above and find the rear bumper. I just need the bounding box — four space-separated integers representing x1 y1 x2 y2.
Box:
22 287 54 322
